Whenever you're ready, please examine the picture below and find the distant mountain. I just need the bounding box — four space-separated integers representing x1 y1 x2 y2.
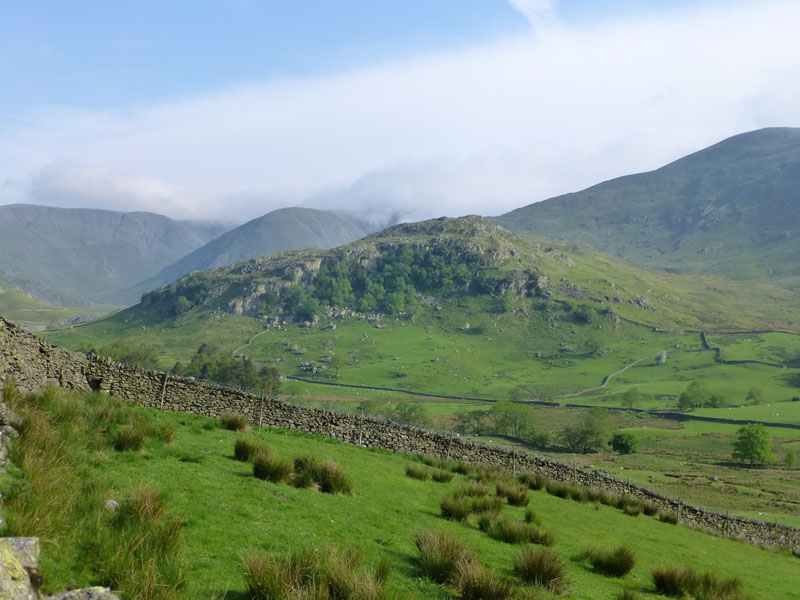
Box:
494 127 800 284
145 207 374 290
0 204 230 306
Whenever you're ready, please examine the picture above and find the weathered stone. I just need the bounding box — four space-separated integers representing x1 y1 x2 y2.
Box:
5 538 40 570
46 587 120 600
0 539 36 600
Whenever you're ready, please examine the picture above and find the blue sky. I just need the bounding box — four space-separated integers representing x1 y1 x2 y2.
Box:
2 0 798 223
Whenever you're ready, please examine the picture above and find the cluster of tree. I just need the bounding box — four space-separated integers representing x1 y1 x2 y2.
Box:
678 381 768 411
91 340 160 370
170 343 281 396
453 401 547 446
732 423 774 466
142 271 216 317
355 399 432 427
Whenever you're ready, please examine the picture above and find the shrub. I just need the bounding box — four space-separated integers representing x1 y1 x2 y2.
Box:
432 468 454 483
658 511 680 525
244 545 388 600
253 454 292 483
518 472 548 490
234 438 268 462
316 459 353 495
496 480 529 506
441 495 473 522
471 495 504 515
406 463 430 481
219 412 250 432
513 547 566 592
622 503 642 517
456 482 491 497
292 454 319 488
456 561 514 600
414 530 477 585
112 424 146 451
652 565 745 599
586 545 636 577
478 514 553 545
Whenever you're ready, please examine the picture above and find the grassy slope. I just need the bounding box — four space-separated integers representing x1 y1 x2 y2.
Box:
45 405 800 599
0 279 92 330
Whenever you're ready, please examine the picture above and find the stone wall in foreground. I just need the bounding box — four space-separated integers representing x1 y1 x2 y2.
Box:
1 316 798 551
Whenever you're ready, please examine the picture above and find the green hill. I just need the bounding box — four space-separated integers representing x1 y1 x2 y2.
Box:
0 204 230 306
494 127 800 285
0 278 103 330
144 206 374 291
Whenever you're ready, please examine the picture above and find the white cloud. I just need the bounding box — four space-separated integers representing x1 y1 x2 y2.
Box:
508 0 559 33
1 0 799 223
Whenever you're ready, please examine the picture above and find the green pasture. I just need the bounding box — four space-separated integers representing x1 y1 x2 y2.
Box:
19 402 800 599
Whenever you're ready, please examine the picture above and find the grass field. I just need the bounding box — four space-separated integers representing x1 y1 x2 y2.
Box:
3 390 799 599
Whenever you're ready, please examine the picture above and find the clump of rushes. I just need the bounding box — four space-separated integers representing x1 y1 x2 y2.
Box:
513 547 566 593
456 482 491 497
219 412 250 432
252 453 292 483
316 459 353 495
414 529 478 585
518 472 548 490
652 565 746 599
470 495 504 515
234 438 269 462
452 461 472 475
292 454 319 488
112 424 146 451
432 468 454 483
620 499 643 517
471 464 510 482
586 487 615 505
496 480 529 506
642 501 660 516
616 589 643 600
456 561 514 600
154 422 177 445
524 507 539 524
585 545 636 577
658 511 679 525
406 463 430 481
244 544 388 600
441 495 473 522
478 514 553 545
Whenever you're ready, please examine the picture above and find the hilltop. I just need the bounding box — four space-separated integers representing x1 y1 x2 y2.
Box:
494 128 800 285
143 207 375 291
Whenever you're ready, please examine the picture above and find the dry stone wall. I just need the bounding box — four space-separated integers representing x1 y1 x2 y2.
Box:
2 316 799 551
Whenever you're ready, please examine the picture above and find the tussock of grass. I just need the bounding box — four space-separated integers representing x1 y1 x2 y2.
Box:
518 471 548 491
659 511 680 525
496 480 529 506
292 454 319 488
616 589 643 600
456 560 514 600
471 464 511 482
431 468 454 483
478 514 553 545
219 412 250 432
545 480 588 502
652 565 747 599
471 495 504 515
585 545 636 577
441 495 473 522
234 438 269 462
406 463 430 481
456 481 491 497
414 529 478 585
621 503 642 517
112 424 146 451
524 507 539 524
252 453 292 483
452 461 472 475
513 547 566 593
243 545 388 600
316 459 353 495
642 501 660 517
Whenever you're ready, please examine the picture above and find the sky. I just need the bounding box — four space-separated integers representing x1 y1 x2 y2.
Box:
2 0 799 225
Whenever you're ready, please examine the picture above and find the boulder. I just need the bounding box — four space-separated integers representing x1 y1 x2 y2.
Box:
0 539 36 600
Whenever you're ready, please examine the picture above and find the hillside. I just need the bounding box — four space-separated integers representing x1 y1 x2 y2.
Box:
494 127 800 284
144 206 374 290
0 204 230 306
0 278 103 330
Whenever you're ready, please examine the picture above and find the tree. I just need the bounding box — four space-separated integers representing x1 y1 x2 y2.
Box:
746 388 765 406
785 449 797 470
678 380 710 411
609 432 638 454
560 407 612 453
655 351 667 365
620 388 641 413
328 353 348 377
489 401 536 439
258 365 281 399
732 423 774 466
